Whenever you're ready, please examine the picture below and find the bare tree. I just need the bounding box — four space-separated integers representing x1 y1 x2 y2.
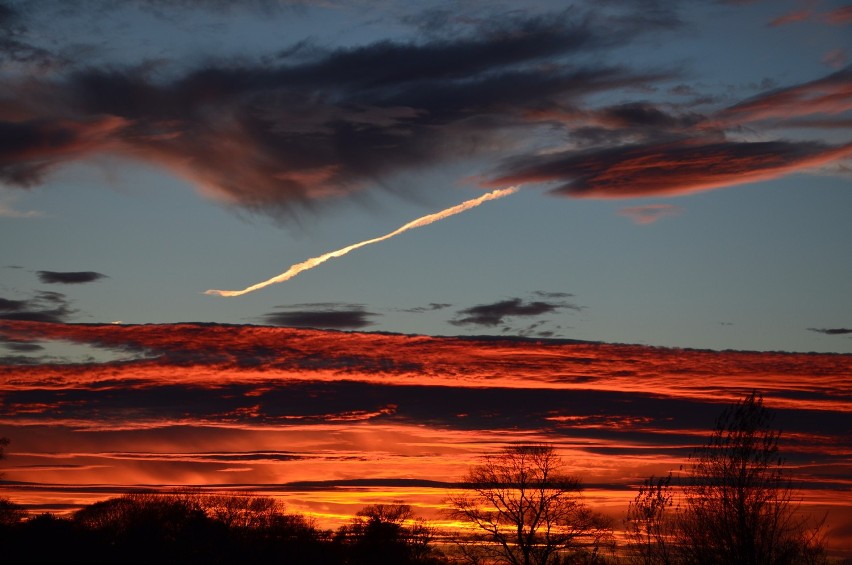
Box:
625 473 675 565
626 392 827 565
447 444 612 565
679 391 825 565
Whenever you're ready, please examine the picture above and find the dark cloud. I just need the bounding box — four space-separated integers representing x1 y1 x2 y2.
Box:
450 297 578 327
262 305 379 329
0 291 75 323
807 328 852 336
1 340 44 352
489 67 852 197
36 270 107 284
488 139 852 198
533 291 574 299
0 1 65 71
0 10 669 217
400 302 452 313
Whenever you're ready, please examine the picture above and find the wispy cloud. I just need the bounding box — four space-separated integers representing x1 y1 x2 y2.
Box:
768 8 813 27
0 291 76 323
0 199 43 218
619 204 682 224
450 297 579 327
807 327 852 335
399 303 452 313
489 139 852 198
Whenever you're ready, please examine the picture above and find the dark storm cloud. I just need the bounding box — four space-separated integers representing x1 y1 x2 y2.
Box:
807 328 852 336
0 10 670 217
262 305 379 329
0 291 75 323
450 297 578 327
36 270 107 284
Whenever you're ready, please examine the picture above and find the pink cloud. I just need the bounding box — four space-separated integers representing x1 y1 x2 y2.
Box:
618 204 682 224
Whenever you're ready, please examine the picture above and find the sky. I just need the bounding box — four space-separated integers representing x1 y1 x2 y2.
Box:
0 0 850 556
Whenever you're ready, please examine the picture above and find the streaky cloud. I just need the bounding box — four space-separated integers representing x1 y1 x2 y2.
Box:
808 328 852 336
488 139 852 198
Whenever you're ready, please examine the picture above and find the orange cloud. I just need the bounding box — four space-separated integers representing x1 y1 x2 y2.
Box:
1 321 849 553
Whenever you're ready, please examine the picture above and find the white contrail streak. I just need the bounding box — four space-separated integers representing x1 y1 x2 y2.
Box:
205 186 519 297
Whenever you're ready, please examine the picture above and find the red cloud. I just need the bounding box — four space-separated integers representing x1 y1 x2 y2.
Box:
488 140 852 199
717 67 852 124
824 5 852 25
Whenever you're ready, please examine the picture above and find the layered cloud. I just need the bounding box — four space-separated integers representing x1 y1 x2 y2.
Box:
486 63 852 198
0 322 849 535
0 291 75 323
488 139 852 198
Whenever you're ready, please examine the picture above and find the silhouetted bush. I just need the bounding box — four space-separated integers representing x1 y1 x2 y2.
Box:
334 503 447 564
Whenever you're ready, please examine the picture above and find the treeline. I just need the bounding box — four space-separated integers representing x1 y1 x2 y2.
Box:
0 494 444 564
0 393 838 564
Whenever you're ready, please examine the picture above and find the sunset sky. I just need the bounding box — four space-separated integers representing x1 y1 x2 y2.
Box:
0 0 850 557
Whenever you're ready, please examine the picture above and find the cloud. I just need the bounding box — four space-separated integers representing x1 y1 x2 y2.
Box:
717 67 852 124
619 204 681 224
450 297 578 327
1 339 44 352
0 195 43 217
262 304 379 329
768 9 812 27
533 291 574 299
0 10 669 217
824 6 852 25
0 291 75 323
399 303 452 313
807 328 852 336
36 270 108 284
488 139 852 198
0 2 64 72
483 66 852 198
822 49 847 69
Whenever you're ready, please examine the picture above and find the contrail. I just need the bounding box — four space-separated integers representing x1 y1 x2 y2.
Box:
205 186 519 297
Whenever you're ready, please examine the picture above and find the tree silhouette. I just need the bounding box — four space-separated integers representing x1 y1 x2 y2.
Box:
625 473 675 565
679 391 825 565
625 392 827 565
448 444 613 565
335 503 444 564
